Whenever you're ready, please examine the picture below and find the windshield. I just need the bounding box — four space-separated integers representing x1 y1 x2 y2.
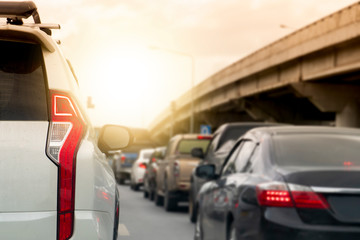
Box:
273 134 360 168
0 40 47 120
177 139 210 154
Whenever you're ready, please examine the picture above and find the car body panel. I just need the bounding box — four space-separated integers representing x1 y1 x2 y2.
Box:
190 122 277 222
0 122 57 212
0 11 119 239
197 126 360 240
70 211 114 240
144 146 166 199
131 148 154 188
157 134 211 208
0 211 57 240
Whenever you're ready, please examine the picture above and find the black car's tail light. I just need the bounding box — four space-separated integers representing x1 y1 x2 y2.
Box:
256 182 329 209
47 91 85 240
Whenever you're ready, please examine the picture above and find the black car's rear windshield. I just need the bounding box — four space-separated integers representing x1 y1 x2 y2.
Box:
0 40 47 120
273 133 360 167
177 139 210 154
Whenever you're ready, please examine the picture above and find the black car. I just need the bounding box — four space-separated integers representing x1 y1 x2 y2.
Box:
195 126 360 240
143 146 166 200
189 122 278 222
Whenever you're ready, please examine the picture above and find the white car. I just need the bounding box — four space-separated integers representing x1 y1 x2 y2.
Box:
0 2 131 240
130 148 155 190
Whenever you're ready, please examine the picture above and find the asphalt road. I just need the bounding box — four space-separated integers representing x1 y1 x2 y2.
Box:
117 184 194 240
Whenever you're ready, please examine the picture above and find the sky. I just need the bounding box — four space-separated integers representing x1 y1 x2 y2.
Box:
33 0 358 128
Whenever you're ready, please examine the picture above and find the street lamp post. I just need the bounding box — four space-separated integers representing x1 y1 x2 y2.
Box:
149 46 195 133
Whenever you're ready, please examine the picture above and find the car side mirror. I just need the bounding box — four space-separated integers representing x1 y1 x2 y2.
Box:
98 125 133 153
191 147 204 159
195 164 217 180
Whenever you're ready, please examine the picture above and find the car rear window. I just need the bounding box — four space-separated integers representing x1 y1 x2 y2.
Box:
122 153 138 160
142 152 153 159
273 134 360 167
0 40 47 120
177 139 210 154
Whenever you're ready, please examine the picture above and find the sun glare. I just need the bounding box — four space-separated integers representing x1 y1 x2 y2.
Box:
77 44 193 128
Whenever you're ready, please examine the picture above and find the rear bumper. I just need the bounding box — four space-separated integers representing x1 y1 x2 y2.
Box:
71 210 114 240
0 210 115 240
258 221 360 240
175 181 191 191
236 207 360 240
169 189 190 202
0 211 57 240
116 168 131 180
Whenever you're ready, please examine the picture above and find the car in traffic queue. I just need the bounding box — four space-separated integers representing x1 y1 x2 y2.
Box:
143 146 167 200
189 122 279 222
195 126 360 240
130 148 155 191
115 151 138 184
0 2 132 239
155 134 212 211
113 128 155 184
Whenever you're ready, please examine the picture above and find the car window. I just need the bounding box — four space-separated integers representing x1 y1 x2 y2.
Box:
205 133 220 156
216 127 251 151
273 134 360 167
235 141 257 173
176 139 210 154
0 40 47 120
221 141 243 176
216 139 236 153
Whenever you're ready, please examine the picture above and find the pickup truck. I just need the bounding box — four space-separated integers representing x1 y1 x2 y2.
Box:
155 134 211 211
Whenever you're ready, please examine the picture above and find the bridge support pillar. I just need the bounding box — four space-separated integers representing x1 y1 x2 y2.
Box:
336 101 360 128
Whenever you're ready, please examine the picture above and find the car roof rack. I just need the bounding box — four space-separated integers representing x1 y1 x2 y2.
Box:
0 1 59 35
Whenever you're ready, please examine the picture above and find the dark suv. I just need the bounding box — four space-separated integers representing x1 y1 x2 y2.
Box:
189 122 276 222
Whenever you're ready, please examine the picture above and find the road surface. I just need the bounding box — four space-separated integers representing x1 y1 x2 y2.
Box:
117 184 194 240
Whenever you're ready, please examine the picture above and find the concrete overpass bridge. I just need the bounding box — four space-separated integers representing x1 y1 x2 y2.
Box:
150 2 360 145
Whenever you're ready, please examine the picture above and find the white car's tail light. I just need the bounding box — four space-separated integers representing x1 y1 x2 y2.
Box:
47 91 85 240
256 182 329 209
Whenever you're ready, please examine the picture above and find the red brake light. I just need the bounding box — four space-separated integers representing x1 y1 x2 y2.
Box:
256 182 329 209
47 91 85 240
257 190 293 207
121 155 126 163
291 191 329 209
197 135 212 140
139 163 147 169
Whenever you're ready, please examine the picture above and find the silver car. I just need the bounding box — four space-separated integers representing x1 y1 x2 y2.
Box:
0 2 130 239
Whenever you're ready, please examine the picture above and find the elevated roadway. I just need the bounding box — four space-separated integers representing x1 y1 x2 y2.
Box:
150 2 360 144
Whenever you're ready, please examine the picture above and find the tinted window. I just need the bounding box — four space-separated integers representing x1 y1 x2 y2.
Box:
206 133 220 154
273 134 360 167
222 141 242 176
217 127 252 151
177 139 210 154
0 40 47 120
235 141 257 172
